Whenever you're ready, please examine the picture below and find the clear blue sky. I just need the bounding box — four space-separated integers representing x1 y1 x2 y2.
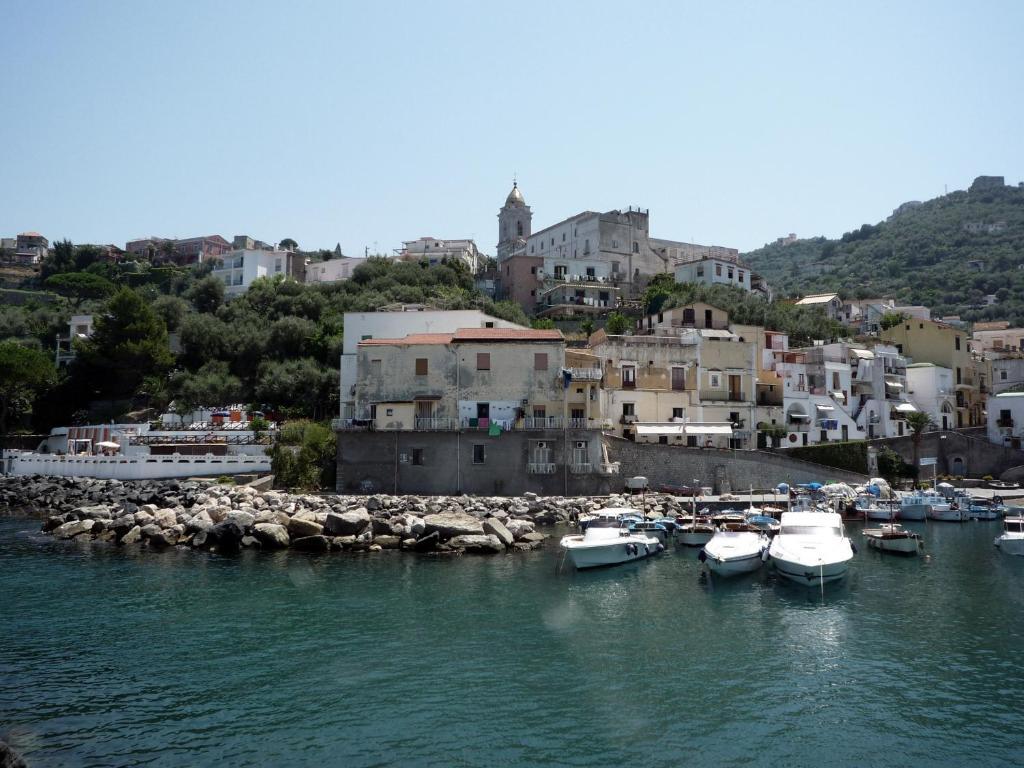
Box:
2 1 1022 256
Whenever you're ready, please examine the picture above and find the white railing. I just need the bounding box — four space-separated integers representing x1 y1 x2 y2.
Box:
527 462 556 474
524 417 562 429
414 418 455 431
570 462 592 474
568 367 603 381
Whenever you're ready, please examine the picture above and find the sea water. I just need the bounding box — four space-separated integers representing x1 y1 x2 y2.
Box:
2 517 1023 767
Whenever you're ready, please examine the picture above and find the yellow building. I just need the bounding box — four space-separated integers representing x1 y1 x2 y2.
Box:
881 319 983 426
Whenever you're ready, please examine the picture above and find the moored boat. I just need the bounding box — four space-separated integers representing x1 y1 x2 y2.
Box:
767 511 855 586
701 526 769 576
560 510 663 569
966 498 1006 521
899 489 949 521
994 515 1024 556
677 518 715 546
863 523 923 555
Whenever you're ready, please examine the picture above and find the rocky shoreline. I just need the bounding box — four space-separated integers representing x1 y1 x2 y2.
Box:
0 476 696 558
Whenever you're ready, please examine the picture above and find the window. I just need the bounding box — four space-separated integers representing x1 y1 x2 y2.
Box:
672 407 684 419
716 264 722 276
622 403 635 416
485 321 494 328
738 270 744 281
632 241 639 253
472 445 485 464
584 239 590 254
571 408 585 419
415 358 428 376
727 268 734 279
687 436 698 447
1001 370 1008 380
385 408 394 416
516 222 523 237
586 267 595 277
534 353 548 370
832 372 840 389
275 258 282 273
532 406 546 419
562 233 566 241
955 336 961 351
710 372 722 388
672 367 686 391
530 266 536 274
696 266 704 277
622 365 636 388
370 359 381 377
477 353 490 371
956 367 962 385
612 261 620 274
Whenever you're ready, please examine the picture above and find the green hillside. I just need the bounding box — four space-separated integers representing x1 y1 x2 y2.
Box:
743 181 1024 324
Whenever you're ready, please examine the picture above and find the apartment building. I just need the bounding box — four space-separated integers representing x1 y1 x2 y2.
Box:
209 249 304 296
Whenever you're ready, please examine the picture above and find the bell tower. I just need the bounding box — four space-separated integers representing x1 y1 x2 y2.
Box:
496 180 532 262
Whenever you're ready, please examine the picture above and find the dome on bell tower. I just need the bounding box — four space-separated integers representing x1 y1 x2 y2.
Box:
505 182 525 207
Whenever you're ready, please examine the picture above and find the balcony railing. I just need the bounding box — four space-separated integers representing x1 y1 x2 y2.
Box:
567 367 602 381
568 418 590 429
527 462 556 474
570 462 593 474
998 418 1015 429
414 417 455 431
524 416 562 429
700 391 745 403
332 418 370 431
461 418 515 430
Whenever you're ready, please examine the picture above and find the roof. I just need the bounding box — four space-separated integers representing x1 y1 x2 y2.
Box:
699 329 738 339
635 424 686 436
795 293 839 305
18 231 44 237
359 333 454 347
995 391 1024 398
451 328 562 342
505 182 525 207
906 362 936 368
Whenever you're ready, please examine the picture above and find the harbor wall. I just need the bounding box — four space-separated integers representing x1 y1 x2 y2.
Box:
605 437 868 493
865 428 1024 480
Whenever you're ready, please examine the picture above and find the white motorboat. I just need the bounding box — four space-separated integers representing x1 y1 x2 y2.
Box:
767 511 855 586
677 517 715 547
855 495 899 522
966 498 1005 521
928 503 967 522
994 515 1024 556
701 527 769 576
863 523 923 555
899 489 948 521
560 510 662 570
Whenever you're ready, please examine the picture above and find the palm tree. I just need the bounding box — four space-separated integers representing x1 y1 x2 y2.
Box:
904 410 934 485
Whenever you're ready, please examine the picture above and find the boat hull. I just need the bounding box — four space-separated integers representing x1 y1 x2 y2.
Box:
561 536 662 570
678 528 714 547
928 508 966 522
994 535 1024 556
771 556 850 585
2 451 270 480
898 504 929 521
704 550 765 576
865 534 921 555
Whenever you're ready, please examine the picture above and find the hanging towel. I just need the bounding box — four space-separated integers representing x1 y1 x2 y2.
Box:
488 422 501 437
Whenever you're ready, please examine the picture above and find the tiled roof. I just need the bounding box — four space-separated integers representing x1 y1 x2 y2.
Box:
358 333 454 346
451 328 563 342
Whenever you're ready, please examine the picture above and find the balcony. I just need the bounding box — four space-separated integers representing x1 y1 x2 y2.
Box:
700 391 745 403
414 417 456 431
570 462 593 474
567 367 602 381
621 414 639 424
998 418 1015 429
332 417 371 431
524 416 562 429
527 462 556 474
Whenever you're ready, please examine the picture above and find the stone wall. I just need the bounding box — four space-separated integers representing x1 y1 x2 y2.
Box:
864 428 1024 480
605 437 867 492
337 430 614 497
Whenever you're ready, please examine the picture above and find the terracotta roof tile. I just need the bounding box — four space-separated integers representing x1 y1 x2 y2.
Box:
451 328 563 342
358 333 453 346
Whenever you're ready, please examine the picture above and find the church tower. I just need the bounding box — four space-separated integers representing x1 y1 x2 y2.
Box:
496 181 532 262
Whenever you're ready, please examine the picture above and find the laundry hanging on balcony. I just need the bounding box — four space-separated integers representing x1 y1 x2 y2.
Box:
562 369 572 389
488 421 502 437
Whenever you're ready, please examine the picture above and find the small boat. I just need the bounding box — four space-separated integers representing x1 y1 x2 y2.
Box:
855 495 900 522
994 515 1024 556
560 510 663 570
700 526 769 576
863 523 923 555
677 518 715 547
987 480 1019 491
966 498 1006 521
579 507 642 531
928 502 967 522
744 506 781 536
712 510 747 527
767 511 855 586
899 489 949 521
627 520 671 546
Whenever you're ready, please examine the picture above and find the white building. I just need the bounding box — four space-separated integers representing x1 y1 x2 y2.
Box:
338 309 526 419
396 237 481 272
55 314 95 366
210 249 301 296
674 256 752 292
906 362 956 430
795 293 846 322
305 257 362 285
988 392 1024 449
991 358 1024 394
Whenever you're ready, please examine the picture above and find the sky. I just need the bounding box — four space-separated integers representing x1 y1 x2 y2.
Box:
2 0 1023 256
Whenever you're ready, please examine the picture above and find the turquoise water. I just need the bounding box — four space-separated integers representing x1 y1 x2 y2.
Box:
2 516 1024 767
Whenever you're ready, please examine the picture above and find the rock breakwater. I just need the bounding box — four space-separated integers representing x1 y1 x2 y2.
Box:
0 476 698 558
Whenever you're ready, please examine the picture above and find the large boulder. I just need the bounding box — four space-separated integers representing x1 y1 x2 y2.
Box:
225 510 255 531
505 519 535 540
447 534 504 554
253 523 290 549
422 513 484 539
323 510 370 536
288 517 323 538
186 510 214 534
120 525 143 544
54 519 95 539
481 517 514 547
153 508 177 528
209 519 245 552
373 535 402 550
291 535 331 553
149 529 179 548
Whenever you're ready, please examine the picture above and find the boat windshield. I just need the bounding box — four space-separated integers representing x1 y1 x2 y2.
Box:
780 525 842 537
587 519 621 530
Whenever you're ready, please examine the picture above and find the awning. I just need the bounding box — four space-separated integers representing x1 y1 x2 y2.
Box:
685 424 733 436
635 424 686 436
815 403 835 411
831 391 846 400
895 402 918 412
850 348 874 359
885 380 904 389
789 413 812 422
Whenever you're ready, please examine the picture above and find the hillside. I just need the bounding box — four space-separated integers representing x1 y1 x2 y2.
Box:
743 181 1024 324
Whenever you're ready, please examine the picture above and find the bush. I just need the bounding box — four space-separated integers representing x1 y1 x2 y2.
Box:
269 420 336 490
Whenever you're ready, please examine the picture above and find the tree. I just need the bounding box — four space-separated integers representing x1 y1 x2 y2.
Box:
0 342 57 434
904 410 934 482
266 316 316 359
254 358 336 419
151 295 189 333
269 419 336 490
280 238 299 251
73 289 174 400
879 311 907 330
580 319 595 337
187 275 225 313
74 244 103 271
605 312 630 335
530 318 556 330
169 361 244 410
45 272 116 307
40 239 75 279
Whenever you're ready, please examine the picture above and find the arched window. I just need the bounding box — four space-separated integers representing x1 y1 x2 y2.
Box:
516 221 523 237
